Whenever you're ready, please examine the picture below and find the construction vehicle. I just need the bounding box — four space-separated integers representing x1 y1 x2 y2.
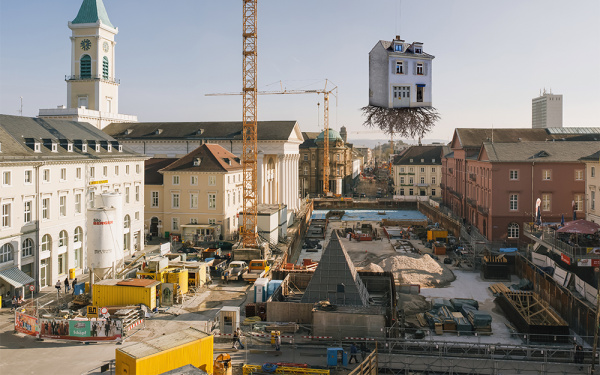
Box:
242 259 270 282
224 261 248 281
427 229 448 243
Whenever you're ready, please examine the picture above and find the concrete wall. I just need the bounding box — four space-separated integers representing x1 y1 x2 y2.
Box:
266 301 313 323
312 310 386 339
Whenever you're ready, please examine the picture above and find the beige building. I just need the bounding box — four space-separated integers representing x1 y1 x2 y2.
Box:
39 0 137 129
145 144 244 242
392 145 447 198
581 151 600 223
0 115 146 297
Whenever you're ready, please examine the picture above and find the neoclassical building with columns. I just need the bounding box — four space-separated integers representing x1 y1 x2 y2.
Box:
103 121 303 216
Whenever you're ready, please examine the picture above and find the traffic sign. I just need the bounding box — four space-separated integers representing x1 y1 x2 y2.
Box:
100 307 108 315
29 285 35 292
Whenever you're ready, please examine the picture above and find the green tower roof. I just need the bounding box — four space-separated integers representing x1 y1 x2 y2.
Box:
72 0 114 28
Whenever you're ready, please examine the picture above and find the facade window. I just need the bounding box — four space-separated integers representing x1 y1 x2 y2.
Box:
126 165 130 175
399 189 404 195
592 167 596 178
22 239 33 257
25 170 32 184
151 192 159 207
400 177 405 184
103 166 108 177
76 168 81 180
135 211 139 220
42 198 50 219
208 176 216 186
208 193 216 209
303 154 308 161
420 177 425 184
394 44 402 52
0 243 13 263
416 86 424 102
509 194 518 211
409 167 414 172
574 194 584 211
190 193 198 209
115 166 119 176
233 191 236 205
592 191 596 211
431 177 436 184
1 203 10 228
508 223 519 238
60 168 66 181
74 248 81 269
135 186 140 202
124 215 130 229
136 164 140 174
102 56 109 79
172 218 179 231
59 196 67 217
125 187 130 203
2 171 11 186
59 230 68 248
41 234 51 252
575 170 584 180
431 168 436 173
190 218 198 224
409 177 414 184
416 63 424 75
208 218 216 225
172 175 180 185
395 61 403 74
431 189 436 196
542 194 551 211
304 166 308 175
191 176 198 185
74 227 83 244
24 201 32 223
90 167 95 178
80 55 91 78
509 170 518 180
58 254 66 275
172 193 180 209
420 168 425 173
409 188 414 196
400 167 405 173
543 169 551 180
89 191 95 208
43 169 50 182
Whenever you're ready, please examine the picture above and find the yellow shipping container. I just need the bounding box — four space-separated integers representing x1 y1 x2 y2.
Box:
92 279 160 310
166 270 189 294
136 270 167 283
115 327 213 375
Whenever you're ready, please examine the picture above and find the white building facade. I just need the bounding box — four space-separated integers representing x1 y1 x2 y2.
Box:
392 145 446 198
532 90 563 129
0 115 146 296
369 36 435 109
581 151 600 224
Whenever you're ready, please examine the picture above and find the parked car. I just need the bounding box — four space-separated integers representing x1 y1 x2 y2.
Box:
224 261 248 281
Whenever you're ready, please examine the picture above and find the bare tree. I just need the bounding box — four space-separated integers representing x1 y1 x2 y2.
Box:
361 106 441 139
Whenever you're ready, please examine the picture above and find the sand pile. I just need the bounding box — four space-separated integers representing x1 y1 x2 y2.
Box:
397 293 430 315
379 253 455 287
360 263 384 273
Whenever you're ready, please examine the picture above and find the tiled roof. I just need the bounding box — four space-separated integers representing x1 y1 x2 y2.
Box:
103 121 298 142
393 145 444 165
580 150 600 161
160 144 243 173
378 40 435 59
300 131 320 148
482 141 600 163
454 128 600 149
145 158 177 185
72 0 114 28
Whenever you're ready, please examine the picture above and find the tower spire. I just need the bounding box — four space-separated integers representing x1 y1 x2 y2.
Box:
72 0 114 28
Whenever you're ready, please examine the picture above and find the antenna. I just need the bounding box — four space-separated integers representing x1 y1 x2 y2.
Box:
19 97 23 116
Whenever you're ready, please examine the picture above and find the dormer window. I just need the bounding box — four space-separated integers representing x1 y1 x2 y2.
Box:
118 145 123 152
155 129 163 135
82 144 87 152
68 144 73 152
415 47 422 54
193 158 201 166
421 159 424 163
34 143 41 152
224 158 232 165
95 144 101 152
196 129 204 136
394 44 402 52
125 129 134 135
410 158 414 163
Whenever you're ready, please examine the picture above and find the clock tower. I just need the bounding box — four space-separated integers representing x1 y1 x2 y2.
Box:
39 0 137 129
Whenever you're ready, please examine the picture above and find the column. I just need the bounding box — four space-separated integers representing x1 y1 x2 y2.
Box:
278 155 284 206
294 154 299 210
257 155 264 204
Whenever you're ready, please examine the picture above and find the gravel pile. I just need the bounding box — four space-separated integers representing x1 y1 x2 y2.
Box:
360 263 384 273
378 253 455 287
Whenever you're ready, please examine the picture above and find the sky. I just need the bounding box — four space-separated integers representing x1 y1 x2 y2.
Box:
1 0 599 145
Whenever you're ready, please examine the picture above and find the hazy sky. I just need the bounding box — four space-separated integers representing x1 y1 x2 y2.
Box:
1 0 599 143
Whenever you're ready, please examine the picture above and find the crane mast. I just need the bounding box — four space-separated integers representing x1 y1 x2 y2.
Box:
241 0 258 247
322 93 330 195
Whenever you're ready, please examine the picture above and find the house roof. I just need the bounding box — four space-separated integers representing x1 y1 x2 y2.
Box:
300 131 320 149
378 40 435 59
159 144 242 173
481 141 600 163
72 0 114 28
0 114 142 161
580 150 600 161
452 128 600 150
145 158 177 185
103 121 299 142
393 145 444 165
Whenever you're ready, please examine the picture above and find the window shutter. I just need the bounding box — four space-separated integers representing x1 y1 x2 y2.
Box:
424 62 428 75
413 61 417 75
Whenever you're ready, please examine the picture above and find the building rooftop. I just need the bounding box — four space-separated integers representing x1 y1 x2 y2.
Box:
393 145 446 165
71 0 114 28
145 158 178 185
482 141 600 163
117 327 210 359
159 144 242 173
452 127 600 149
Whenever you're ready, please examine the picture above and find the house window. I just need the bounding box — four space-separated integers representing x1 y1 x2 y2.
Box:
172 193 180 209
1 203 10 228
125 187 130 203
592 191 596 211
75 193 81 214
58 254 66 275
60 168 66 181
59 196 67 217
420 177 425 184
416 86 424 102
303 154 308 161
415 47 422 54
208 176 216 186
103 166 108 177
431 177 436 184
115 166 119 176
135 211 139 220
394 44 402 52
173 175 180 185
126 165 130 175
190 218 198 224
304 166 308 175
399 189 404 195
190 193 198 209
208 193 216 209
543 169 551 180
395 61 403 74
420 167 425 173
42 198 50 219
400 177 405 184
0 243 13 263
416 63 424 75
508 223 519 239
592 167 596 178
509 194 518 211
74 227 83 244
208 218 216 225
2 171 11 186
135 186 140 202
431 167 436 173
80 55 91 78
191 176 198 185
409 177 414 184
24 201 32 223
25 170 32 183
509 170 518 180
400 167 405 173
136 164 140 174
90 167 95 178
542 194 551 211
59 230 68 248
431 189 436 196
22 239 33 258
409 188 414 196
172 218 179 231
574 194 584 211
575 170 584 181
43 169 50 182
41 234 51 252
151 192 159 207
102 56 109 79
89 191 95 208
76 168 81 180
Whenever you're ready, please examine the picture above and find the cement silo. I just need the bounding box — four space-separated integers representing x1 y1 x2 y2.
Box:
98 192 124 269
86 207 118 280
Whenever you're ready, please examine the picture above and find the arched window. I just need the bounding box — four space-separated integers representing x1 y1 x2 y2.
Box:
41 234 52 252
59 230 68 247
74 227 83 243
102 56 109 79
22 239 34 257
0 243 13 263
80 55 91 78
508 223 519 239
124 215 130 229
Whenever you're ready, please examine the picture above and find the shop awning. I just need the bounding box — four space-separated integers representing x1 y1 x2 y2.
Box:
0 267 35 288
416 84 426 87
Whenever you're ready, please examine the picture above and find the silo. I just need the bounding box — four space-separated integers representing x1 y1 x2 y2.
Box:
98 192 124 269
87 207 118 280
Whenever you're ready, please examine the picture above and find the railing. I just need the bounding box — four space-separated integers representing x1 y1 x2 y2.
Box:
466 197 476 207
477 205 489 215
65 75 120 84
523 222 597 259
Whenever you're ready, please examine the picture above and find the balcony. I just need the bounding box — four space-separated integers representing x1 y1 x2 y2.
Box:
523 223 599 261
477 205 489 215
65 75 120 85
466 197 477 207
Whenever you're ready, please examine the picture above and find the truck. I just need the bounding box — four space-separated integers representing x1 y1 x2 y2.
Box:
242 259 270 283
224 261 248 281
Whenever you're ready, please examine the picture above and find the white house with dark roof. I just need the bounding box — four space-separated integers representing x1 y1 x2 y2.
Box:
369 36 435 108
0 115 147 297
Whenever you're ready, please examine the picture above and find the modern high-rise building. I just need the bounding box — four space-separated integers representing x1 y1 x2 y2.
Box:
39 0 137 129
532 90 562 129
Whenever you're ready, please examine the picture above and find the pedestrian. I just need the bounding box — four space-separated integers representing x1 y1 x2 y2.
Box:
275 332 281 351
574 344 584 370
360 342 368 361
64 277 70 294
349 343 359 364
55 280 61 296
224 270 229 285
72 278 78 295
232 327 244 349
11 295 18 312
